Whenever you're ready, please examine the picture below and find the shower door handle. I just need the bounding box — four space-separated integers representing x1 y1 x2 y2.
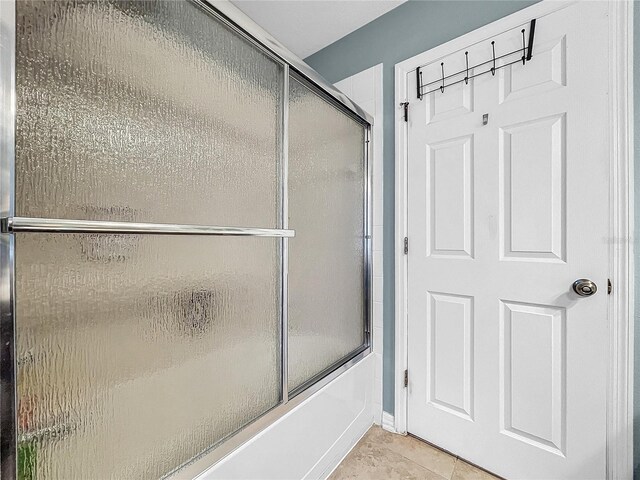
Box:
1 217 295 238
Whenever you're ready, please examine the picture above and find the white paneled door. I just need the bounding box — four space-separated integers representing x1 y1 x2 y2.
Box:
406 2 610 479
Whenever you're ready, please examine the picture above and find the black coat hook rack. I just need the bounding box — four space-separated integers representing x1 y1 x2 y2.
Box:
416 18 536 100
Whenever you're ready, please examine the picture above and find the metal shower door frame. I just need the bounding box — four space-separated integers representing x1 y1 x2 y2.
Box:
0 0 16 478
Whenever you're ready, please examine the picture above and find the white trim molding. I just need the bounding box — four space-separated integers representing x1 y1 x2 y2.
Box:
381 412 396 433
393 59 409 435
606 0 634 478
393 1 633 478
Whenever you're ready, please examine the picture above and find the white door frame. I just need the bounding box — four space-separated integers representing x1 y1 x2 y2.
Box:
393 1 634 478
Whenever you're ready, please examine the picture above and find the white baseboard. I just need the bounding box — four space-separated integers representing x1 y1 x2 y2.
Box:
381 411 395 433
372 401 382 425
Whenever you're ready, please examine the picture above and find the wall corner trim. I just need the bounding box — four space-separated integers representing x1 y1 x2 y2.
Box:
381 412 396 433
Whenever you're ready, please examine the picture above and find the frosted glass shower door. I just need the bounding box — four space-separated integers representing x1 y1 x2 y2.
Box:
16 235 281 479
12 1 284 478
4 0 371 478
288 76 368 392
15 0 282 227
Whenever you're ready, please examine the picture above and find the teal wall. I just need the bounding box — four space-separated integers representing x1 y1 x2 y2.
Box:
305 0 538 414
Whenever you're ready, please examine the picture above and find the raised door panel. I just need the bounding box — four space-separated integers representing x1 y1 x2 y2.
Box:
425 81 474 124
500 300 565 456
427 292 474 420
499 35 566 104
427 135 474 259
420 56 476 125
500 114 566 262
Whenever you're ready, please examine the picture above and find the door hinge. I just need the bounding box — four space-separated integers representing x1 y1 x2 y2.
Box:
404 369 408 388
401 102 409 122
608 279 612 295
404 237 408 254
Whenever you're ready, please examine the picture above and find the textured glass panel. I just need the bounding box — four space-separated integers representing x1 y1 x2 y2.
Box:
15 233 280 479
15 0 281 227
288 77 366 391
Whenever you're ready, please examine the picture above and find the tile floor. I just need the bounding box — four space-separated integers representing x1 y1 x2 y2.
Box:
329 426 501 480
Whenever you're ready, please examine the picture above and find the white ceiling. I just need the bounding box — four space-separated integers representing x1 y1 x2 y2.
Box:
230 0 407 59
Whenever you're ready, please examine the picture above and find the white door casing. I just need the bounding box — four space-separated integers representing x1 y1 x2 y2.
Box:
394 1 633 479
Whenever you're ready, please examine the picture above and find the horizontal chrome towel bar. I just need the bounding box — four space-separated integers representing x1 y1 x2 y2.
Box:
1 217 295 237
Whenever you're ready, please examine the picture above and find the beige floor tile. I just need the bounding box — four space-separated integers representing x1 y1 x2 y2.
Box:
451 459 501 480
365 426 457 479
329 433 447 480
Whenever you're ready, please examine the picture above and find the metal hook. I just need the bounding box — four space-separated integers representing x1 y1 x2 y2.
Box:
521 29 526 65
526 18 536 61
440 62 445 93
491 41 496 76
464 52 469 85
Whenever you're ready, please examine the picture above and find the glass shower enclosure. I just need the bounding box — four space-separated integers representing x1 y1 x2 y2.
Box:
0 1 372 478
